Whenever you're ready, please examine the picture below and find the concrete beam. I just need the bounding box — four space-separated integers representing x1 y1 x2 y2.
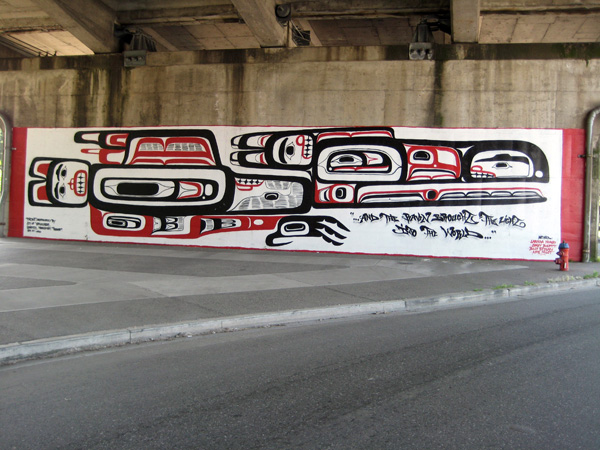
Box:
0 17 61 31
230 0 286 47
292 0 448 15
452 0 481 43
118 5 238 26
30 0 119 53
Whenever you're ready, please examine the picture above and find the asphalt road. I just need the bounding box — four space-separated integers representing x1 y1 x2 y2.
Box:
2 288 600 449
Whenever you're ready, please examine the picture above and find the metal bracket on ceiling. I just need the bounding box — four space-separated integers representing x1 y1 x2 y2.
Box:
115 25 157 67
408 16 451 61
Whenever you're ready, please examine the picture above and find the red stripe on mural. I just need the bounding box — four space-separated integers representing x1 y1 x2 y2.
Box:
561 129 586 261
7 127 27 237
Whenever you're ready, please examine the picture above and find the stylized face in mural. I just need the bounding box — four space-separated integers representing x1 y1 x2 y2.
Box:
405 145 461 181
469 150 541 179
317 144 403 182
27 159 91 206
48 160 88 204
229 134 313 168
271 134 313 165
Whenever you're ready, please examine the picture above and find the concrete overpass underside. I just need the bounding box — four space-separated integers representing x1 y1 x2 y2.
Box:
0 0 599 57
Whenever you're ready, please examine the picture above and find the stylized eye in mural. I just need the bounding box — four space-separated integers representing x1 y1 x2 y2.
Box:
27 127 552 249
104 214 144 230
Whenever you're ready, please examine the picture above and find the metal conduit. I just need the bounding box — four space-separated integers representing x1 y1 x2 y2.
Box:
583 106 600 262
0 113 11 237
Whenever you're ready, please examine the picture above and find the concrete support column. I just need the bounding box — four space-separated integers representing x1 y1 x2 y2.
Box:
30 0 119 53
451 0 480 43
230 0 286 47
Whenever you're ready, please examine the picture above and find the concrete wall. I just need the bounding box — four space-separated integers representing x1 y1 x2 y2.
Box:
0 44 598 259
1 44 600 132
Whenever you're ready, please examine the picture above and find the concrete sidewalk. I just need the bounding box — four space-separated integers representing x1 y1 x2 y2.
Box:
1 237 599 364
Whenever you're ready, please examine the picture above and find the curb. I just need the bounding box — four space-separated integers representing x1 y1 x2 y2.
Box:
1 279 599 365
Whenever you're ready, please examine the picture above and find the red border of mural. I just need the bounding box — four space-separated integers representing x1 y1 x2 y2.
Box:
7 127 26 238
561 129 585 261
7 127 587 261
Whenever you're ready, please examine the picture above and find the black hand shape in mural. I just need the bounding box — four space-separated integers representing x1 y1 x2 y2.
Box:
266 216 350 247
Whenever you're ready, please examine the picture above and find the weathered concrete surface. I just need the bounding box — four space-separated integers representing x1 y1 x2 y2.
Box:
452 0 481 43
0 44 599 132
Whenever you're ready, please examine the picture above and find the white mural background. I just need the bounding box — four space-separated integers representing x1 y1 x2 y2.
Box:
21 126 563 260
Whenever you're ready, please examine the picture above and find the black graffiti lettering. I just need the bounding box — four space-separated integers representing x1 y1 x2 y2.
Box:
420 225 438 238
379 212 399 223
431 209 478 225
462 210 478 225
393 223 417 237
441 226 484 240
478 211 498 226
402 212 431 224
499 215 526 228
353 212 400 224
354 213 381 223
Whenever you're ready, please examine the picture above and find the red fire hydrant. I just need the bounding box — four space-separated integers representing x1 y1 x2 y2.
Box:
555 241 570 271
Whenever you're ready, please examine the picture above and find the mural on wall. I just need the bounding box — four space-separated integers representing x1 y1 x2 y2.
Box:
19 126 564 259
